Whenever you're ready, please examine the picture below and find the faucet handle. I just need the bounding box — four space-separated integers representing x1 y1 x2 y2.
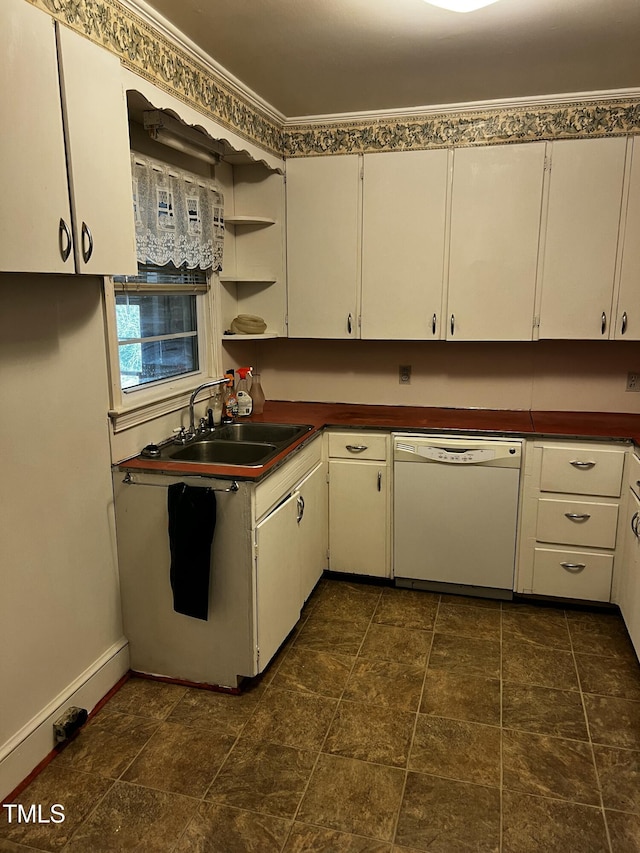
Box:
172 426 189 444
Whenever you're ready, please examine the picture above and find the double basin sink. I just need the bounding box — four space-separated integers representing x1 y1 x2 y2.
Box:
156 422 314 467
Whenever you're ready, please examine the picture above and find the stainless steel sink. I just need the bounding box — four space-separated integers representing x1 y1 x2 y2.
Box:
160 423 314 466
207 423 313 445
168 440 279 466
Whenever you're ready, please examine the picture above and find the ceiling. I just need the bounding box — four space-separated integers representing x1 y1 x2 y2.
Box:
137 0 640 118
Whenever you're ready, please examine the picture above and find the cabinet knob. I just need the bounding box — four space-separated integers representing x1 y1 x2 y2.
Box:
58 218 72 262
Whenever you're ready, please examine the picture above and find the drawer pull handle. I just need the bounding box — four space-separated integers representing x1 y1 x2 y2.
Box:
346 444 368 453
565 512 591 521
570 460 596 469
560 562 586 572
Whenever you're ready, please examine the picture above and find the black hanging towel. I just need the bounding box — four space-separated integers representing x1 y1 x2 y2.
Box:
167 483 217 620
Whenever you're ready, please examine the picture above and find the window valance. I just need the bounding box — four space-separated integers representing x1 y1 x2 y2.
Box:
131 153 224 271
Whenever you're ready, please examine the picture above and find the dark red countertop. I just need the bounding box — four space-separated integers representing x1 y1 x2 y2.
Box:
119 402 640 481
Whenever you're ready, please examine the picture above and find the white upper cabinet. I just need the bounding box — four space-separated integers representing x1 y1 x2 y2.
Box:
286 155 361 338
614 137 640 340
446 143 546 341
1 0 73 273
361 150 449 339
0 0 136 275
538 137 627 339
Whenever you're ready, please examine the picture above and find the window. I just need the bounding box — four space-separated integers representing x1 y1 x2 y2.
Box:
114 264 206 391
106 151 224 431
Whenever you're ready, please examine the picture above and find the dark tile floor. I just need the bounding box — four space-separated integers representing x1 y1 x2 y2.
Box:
2 579 640 852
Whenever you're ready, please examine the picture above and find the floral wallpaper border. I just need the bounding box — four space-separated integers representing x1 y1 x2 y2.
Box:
28 0 640 160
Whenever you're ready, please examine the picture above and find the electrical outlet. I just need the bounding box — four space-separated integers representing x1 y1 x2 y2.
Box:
627 372 640 392
399 365 411 384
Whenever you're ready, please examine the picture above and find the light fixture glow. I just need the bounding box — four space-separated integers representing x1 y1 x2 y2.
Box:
423 0 501 12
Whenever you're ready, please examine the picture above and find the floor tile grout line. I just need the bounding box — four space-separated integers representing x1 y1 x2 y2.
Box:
277 583 384 851
388 593 441 848
566 610 614 853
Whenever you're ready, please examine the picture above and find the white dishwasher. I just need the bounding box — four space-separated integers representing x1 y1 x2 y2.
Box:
393 434 523 599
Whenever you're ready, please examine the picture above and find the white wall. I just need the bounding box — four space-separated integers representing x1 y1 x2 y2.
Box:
0 274 127 798
225 338 640 414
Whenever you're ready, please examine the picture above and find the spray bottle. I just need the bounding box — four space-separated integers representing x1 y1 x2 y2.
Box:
222 369 238 421
236 367 253 417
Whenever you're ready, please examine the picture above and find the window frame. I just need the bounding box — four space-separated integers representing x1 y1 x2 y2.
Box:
104 269 221 433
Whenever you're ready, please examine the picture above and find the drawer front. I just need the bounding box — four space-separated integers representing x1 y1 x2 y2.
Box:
328 431 388 461
536 499 619 549
540 446 625 497
532 547 613 601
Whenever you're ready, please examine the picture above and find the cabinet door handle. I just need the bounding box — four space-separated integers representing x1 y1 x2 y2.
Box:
565 512 591 521
621 311 628 335
570 460 596 469
560 562 586 572
601 311 607 335
345 444 367 453
632 511 639 538
450 314 455 336
58 218 72 262
347 313 352 334
432 314 437 336
81 222 94 264
296 495 305 524
377 471 382 491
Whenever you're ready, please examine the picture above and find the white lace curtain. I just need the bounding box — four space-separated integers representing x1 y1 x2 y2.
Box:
131 153 224 271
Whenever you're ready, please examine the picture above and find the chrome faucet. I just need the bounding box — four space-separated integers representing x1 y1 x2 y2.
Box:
187 377 229 437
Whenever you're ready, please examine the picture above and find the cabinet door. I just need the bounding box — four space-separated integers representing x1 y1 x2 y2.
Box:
297 462 328 605
446 143 546 341
621 489 640 658
614 137 640 340
0 0 73 273
361 150 449 339
255 492 301 672
57 26 137 276
329 460 389 577
287 155 360 338
538 138 627 339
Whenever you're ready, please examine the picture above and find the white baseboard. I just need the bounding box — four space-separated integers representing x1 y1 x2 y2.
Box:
0 639 130 801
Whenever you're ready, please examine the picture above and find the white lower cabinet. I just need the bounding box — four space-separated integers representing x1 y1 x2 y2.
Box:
327 432 390 578
619 455 640 658
114 436 326 688
516 439 627 601
255 458 328 669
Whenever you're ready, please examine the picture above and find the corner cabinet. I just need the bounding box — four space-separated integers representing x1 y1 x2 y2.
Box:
614 136 640 340
537 137 627 340
619 453 640 658
1 0 136 275
286 155 361 338
327 431 390 578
